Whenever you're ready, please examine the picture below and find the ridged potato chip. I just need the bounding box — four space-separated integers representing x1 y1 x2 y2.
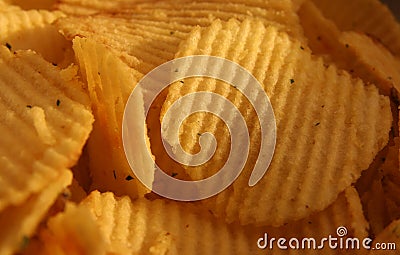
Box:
311 0 400 57
39 202 106 255
56 0 305 41
161 18 392 226
252 187 368 255
40 186 367 255
72 37 153 199
0 46 93 211
299 1 400 95
0 170 72 255
55 0 306 73
79 191 260 255
0 10 74 68
57 15 187 74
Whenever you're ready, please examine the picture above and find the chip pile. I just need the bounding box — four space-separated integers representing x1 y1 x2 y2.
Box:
0 0 399 254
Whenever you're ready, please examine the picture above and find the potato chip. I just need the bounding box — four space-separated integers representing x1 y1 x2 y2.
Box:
161 18 392 226
39 202 106 255
55 0 307 74
79 190 260 255
356 138 399 236
368 219 399 255
0 10 74 68
0 46 93 211
56 0 305 41
0 170 72 255
72 37 153 199
57 15 187 74
311 0 400 57
251 187 369 254
299 1 400 95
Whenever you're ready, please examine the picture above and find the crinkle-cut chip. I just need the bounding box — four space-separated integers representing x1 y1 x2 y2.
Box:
0 170 72 255
80 191 260 255
56 0 305 39
368 219 400 255
0 10 73 68
311 0 400 57
251 187 368 254
39 202 106 255
72 37 153 199
161 18 392 226
357 138 400 236
0 46 93 211
299 1 400 96
56 0 305 73
56 15 188 74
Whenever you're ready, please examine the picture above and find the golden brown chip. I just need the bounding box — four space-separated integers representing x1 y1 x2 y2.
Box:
56 0 305 41
72 37 153 199
0 10 74 68
0 170 72 255
0 46 93 211
161 18 392 226
39 202 106 255
299 1 400 95
8 0 56 10
356 138 399 236
311 0 400 57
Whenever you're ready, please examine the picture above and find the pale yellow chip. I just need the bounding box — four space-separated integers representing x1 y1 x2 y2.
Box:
57 15 187 74
161 18 392 226
38 186 367 255
0 170 72 255
72 37 153 199
39 202 106 255
369 219 400 254
250 187 368 254
311 0 400 57
0 46 93 211
0 10 74 68
299 1 400 95
79 190 260 255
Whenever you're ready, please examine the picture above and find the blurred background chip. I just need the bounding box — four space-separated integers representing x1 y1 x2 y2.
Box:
382 0 400 20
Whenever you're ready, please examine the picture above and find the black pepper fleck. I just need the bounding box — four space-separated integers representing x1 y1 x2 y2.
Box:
26 105 32 109
125 175 134 181
5 42 12 50
113 170 117 179
315 122 320 126
290 79 295 84
171 173 178 177
56 99 61 106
